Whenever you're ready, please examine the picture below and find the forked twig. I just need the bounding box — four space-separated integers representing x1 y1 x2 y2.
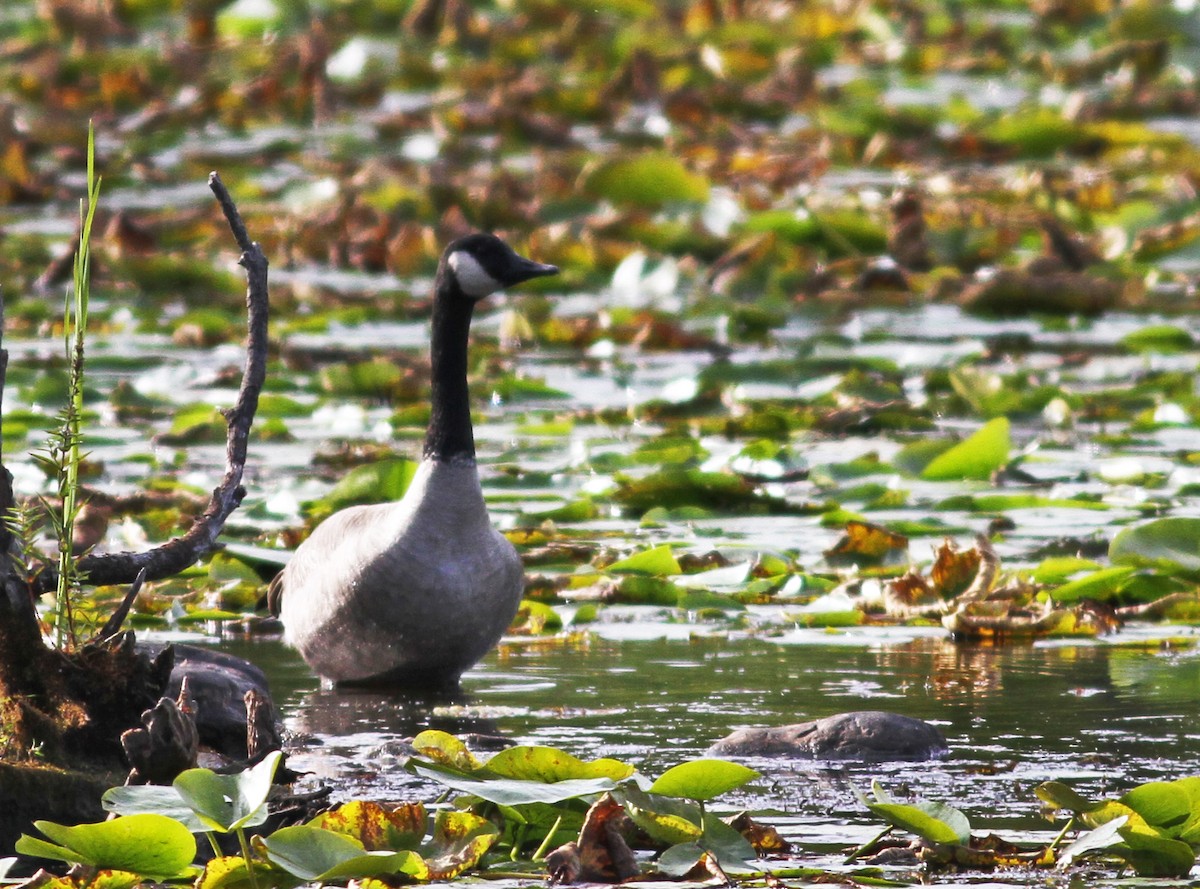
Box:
35 173 269 591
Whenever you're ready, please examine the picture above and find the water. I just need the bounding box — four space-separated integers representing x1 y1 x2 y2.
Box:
207 618 1200 876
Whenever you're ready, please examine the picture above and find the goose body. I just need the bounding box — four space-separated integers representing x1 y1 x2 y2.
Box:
270 234 558 686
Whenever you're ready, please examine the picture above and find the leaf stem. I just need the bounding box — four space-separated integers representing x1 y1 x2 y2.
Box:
236 827 259 889
531 814 564 861
1046 815 1076 858
843 824 894 865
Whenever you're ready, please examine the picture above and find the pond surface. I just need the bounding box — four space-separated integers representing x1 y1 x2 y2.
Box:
205 614 1200 883
7 286 1200 882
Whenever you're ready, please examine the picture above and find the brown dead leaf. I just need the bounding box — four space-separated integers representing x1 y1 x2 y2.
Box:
680 850 731 883
885 571 937 612
728 812 792 855
929 539 982 599
824 520 908 566
547 793 639 884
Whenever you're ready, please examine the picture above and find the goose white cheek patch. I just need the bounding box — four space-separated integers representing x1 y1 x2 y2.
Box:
448 250 501 298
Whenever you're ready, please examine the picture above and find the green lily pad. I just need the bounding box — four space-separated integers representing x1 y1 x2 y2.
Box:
484 746 635 783
1049 565 1137 604
608 544 682 575
260 826 423 882
101 784 207 833
173 750 281 833
616 785 703 845
1117 828 1197 878
1122 324 1194 354
920 417 1011 481
16 815 196 880
585 152 710 207
867 800 971 846
321 458 418 510
408 762 617 806
1110 517 1200 575
648 759 759 801
1120 781 1192 831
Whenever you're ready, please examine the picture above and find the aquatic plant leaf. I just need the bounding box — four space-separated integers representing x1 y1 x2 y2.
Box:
928 539 981 598
585 153 710 207
101 784 208 833
648 759 759 801
16 815 196 879
894 439 956 476
920 418 1010 481
612 467 797 514
616 785 703 845
1170 778 1200 844
207 552 261 585
1120 782 1192 831
615 575 681 605
421 810 501 880
1048 565 1137 603
1082 800 1141 830
1117 828 1197 878
867 801 970 846
510 599 564 634
677 589 746 611
939 493 1108 512
1036 781 1100 814
607 544 681 575
698 813 758 872
195 855 258 889
1032 557 1104 585
674 561 752 591
165 403 226 443
1110 518 1200 574
656 841 707 877
485 746 635 783
33 871 145 889
824 521 908 567
260 826 424 882
554 793 640 883
306 800 426 851
727 812 791 856
410 730 483 772
173 750 281 833
979 107 1082 156
1122 324 1194 354
409 762 616 805
321 458 419 510
1057 817 1126 868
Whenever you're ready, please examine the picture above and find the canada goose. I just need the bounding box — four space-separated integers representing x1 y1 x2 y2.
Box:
269 233 558 686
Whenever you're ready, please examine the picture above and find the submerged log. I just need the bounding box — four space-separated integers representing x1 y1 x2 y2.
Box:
709 711 949 761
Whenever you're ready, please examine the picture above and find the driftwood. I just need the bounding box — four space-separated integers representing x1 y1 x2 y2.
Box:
32 171 269 594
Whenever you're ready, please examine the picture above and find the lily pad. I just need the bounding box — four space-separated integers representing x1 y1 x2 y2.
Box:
260 826 423 882
648 759 759 801
484 746 635 783
585 153 710 207
173 750 281 833
1110 517 1200 575
920 417 1011 481
15 815 196 880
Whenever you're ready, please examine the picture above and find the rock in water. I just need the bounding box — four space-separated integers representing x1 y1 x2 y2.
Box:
708 711 948 761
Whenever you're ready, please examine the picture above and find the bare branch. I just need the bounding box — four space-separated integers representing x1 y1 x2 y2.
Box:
35 174 269 591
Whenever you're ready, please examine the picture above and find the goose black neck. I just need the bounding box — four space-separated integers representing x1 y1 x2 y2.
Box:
423 277 477 462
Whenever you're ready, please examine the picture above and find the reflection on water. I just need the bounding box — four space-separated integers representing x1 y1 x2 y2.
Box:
213 624 1200 831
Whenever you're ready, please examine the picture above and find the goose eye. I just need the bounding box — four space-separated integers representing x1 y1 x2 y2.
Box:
447 250 501 298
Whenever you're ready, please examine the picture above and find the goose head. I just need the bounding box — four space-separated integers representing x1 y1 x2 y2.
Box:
439 233 559 300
